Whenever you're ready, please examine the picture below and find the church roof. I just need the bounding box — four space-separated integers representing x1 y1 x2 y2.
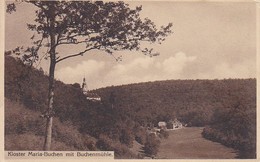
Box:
86 92 100 98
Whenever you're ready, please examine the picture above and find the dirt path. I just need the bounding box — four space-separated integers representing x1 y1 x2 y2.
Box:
157 127 238 159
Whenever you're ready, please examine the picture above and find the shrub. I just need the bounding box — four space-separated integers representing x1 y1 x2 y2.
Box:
96 134 138 159
159 129 169 139
82 134 98 151
96 134 114 151
52 119 86 150
119 128 134 148
113 143 138 159
135 127 147 145
143 134 160 157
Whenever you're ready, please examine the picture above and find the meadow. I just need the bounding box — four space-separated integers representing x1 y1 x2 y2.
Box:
157 127 237 159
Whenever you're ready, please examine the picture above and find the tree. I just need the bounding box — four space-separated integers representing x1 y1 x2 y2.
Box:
109 91 115 109
6 1 172 150
71 83 81 89
119 128 134 148
144 134 160 157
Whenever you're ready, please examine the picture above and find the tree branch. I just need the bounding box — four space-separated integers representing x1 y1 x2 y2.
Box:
57 31 95 43
35 50 49 68
57 40 87 46
35 38 51 68
55 46 100 63
28 1 47 11
58 33 81 42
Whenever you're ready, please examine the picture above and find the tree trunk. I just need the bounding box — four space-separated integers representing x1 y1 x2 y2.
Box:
43 113 53 150
43 57 56 150
43 5 56 150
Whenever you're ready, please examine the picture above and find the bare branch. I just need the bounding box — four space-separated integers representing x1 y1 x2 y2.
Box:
32 34 51 68
35 35 44 51
57 40 87 46
58 34 81 42
35 51 49 68
56 46 100 63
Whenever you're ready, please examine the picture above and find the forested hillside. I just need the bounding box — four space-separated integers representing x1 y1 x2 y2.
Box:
95 78 256 127
95 78 256 158
94 73 256 159
5 55 256 158
5 55 139 158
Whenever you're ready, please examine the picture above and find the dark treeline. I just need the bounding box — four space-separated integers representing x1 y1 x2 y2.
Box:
5 55 256 158
202 95 256 158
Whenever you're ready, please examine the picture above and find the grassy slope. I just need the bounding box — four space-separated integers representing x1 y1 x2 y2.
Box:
157 127 238 159
5 98 94 151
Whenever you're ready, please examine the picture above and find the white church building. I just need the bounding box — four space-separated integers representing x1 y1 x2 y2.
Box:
82 77 101 102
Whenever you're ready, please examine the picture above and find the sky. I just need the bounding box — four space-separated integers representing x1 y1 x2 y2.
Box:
5 1 256 90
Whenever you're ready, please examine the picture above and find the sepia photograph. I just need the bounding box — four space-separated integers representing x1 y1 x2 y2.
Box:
4 0 257 160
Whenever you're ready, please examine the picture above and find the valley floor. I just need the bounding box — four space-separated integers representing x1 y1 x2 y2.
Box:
157 127 238 159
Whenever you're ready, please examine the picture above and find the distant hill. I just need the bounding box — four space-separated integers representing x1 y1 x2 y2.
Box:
94 78 256 127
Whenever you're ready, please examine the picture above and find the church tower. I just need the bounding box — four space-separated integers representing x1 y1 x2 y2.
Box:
82 77 88 95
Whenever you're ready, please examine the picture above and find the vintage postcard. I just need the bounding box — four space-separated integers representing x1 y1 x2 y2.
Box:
1 0 259 162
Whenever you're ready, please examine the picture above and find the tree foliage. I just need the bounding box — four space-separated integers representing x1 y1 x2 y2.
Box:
7 1 172 64
143 134 160 157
